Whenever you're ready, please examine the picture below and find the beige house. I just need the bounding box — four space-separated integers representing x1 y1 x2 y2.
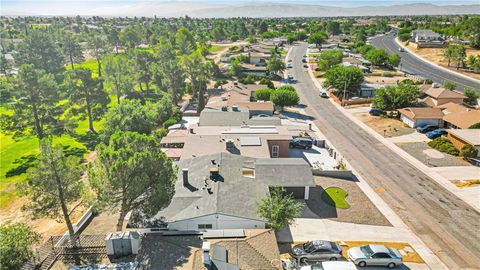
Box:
398 107 444 128
443 110 480 129
421 85 464 107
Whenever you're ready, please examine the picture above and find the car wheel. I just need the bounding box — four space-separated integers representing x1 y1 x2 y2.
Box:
299 257 308 265
304 146 309 149
329 257 338 261
358 261 367 267
388 262 396 268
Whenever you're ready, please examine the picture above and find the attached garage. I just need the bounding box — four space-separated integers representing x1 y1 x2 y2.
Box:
398 107 444 128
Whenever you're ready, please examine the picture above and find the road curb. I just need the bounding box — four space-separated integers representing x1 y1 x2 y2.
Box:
394 37 480 84
300 46 448 270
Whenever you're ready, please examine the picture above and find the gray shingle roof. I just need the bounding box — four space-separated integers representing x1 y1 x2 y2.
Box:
143 153 314 225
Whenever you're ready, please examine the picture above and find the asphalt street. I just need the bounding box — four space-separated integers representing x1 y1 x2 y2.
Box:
288 43 480 269
370 33 480 92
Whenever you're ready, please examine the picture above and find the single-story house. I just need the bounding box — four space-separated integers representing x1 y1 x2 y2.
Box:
446 129 480 157
130 153 315 232
411 29 445 48
199 108 281 126
227 101 274 116
240 64 268 76
193 229 281 270
342 62 369 74
420 85 464 107
398 107 444 128
443 109 480 129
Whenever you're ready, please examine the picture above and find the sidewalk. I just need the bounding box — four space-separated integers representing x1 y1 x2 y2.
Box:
394 37 480 84
300 57 448 270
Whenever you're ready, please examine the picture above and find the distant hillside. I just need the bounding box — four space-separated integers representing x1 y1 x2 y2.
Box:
2 2 480 17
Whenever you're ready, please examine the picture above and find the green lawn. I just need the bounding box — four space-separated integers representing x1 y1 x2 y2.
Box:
68 59 100 78
208 45 223 53
321 187 350 209
0 132 87 208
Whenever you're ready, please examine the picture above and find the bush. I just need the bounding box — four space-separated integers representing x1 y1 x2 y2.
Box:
469 123 480 129
276 85 296 91
460 145 478 158
428 138 459 156
270 89 299 109
254 88 272 101
259 77 274 89
163 117 178 129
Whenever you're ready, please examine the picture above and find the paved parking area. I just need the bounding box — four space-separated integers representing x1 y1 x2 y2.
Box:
289 146 337 170
396 142 471 167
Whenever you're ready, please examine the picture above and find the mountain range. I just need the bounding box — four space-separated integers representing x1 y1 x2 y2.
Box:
2 2 480 17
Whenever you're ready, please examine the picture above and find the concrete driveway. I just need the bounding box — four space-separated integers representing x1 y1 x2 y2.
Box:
288 146 337 170
387 131 430 143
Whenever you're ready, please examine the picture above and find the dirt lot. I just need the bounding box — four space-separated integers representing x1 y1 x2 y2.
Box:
352 109 414 138
396 142 471 167
306 176 391 226
404 41 480 81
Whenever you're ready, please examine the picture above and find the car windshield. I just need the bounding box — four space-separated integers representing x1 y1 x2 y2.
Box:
304 242 316 252
360 245 374 257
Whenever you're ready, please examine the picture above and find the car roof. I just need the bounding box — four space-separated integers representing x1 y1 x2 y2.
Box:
369 244 390 254
310 240 333 248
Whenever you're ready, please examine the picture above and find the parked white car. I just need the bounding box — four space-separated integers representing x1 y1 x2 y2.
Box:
300 261 357 270
348 244 403 268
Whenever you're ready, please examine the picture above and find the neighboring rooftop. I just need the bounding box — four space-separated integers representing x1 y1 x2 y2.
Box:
438 102 470 115
447 129 480 146
199 108 281 126
398 107 444 119
443 109 480 129
424 86 464 99
193 229 281 270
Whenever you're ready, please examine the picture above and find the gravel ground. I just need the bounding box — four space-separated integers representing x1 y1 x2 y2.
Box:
396 142 471 167
306 176 392 227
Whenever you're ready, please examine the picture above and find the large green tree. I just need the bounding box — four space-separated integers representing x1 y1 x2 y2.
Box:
61 32 84 70
463 87 479 106
270 89 299 110
1 65 59 139
103 54 134 104
323 65 364 99
88 34 109 80
372 81 419 111
266 57 286 76
257 187 302 231
317 49 343 71
0 223 41 270
307 32 328 48
176 27 197 55
24 139 84 244
15 30 64 74
88 131 176 231
65 68 109 132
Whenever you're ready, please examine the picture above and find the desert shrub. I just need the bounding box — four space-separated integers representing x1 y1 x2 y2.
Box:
460 145 478 158
429 138 459 156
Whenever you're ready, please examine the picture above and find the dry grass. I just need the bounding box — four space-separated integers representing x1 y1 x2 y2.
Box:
353 112 413 138
404 42 480 81
451 179 480 188
280 241 424 263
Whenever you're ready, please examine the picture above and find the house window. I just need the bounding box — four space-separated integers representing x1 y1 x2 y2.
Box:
198 224 213 230
272 145 280 158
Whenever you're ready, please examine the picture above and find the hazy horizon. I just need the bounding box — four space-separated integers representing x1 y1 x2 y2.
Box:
1 0 479 16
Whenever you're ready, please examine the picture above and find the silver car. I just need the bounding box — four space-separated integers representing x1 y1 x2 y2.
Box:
348 244 403 268
291 240 343 264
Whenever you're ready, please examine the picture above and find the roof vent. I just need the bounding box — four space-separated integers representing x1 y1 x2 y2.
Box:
232 105 239 111
226 139 235 150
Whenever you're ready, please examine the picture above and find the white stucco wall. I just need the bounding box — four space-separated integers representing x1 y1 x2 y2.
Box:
400 115 441 128
168 214 265 231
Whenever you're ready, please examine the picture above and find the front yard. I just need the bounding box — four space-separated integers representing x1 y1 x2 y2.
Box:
351 108 414 138
396 142 471 167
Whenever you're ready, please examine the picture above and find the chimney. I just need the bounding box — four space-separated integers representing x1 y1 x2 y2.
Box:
182 168 189 186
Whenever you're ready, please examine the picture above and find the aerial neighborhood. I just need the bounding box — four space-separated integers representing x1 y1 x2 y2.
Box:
0 3 479 270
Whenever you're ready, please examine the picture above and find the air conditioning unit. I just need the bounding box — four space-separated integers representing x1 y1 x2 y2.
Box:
105 231 141 257
432 83 440 88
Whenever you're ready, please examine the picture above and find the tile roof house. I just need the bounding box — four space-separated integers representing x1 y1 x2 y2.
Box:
398 107 444 128
446 129 480 157
129 153 315 232
438 102 469 115
443 109 480 129
421 86 464 107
